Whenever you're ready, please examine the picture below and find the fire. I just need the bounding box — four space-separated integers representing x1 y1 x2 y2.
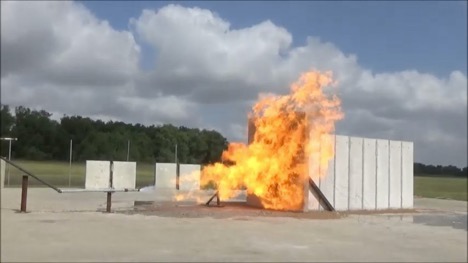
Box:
201 70 343 210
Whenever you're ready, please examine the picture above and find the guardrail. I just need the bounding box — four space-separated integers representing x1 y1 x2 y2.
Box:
0 157 139 213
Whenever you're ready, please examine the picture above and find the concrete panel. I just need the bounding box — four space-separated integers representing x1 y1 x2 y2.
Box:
308 146 321 211
155 163 177 189
1 159 5 188
376 140 389 209
112 161 136 189
179 164 201 190
362 138 377 210
389 141 402 209
334 135 349 211
85 161 110 189
401 141 414 208
316 134 336 211
349 137 363 210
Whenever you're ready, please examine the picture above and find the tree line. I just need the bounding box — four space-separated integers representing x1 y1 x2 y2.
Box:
0 105 228 164
414 163 467 177
1 104 467 176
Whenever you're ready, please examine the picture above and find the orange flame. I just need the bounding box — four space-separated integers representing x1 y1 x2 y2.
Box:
201 70 343 210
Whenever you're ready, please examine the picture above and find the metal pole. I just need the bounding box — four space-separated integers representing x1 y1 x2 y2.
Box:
106 192 112 213
20 175 28 212
68 139 72 187
126 140 130 161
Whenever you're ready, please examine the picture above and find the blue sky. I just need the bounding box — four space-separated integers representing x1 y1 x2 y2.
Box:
81 0 467 77
2 1 467 166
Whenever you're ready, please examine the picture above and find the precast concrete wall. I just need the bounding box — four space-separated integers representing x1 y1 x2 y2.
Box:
112 161 137 189
179 164 201 190
155 163 201 190
1 159 5 188
308 135 414 211
155 163 177 189
85 160 111 189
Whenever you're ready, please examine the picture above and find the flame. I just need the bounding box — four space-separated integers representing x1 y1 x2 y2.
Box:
200 70 343 210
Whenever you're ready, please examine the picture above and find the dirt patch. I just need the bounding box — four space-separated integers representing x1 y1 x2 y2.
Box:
117 201 416 220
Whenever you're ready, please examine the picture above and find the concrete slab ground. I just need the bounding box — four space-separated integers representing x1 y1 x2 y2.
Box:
1 188 467 262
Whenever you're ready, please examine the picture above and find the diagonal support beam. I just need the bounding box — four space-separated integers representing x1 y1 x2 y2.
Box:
205 190 221 206
309 177 335 212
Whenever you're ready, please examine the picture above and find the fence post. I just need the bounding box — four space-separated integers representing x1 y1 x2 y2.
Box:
106 192 112 213
20 175 28 212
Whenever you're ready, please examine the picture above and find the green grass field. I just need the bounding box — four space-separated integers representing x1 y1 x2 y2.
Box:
2 160 467 201
414 175 467 201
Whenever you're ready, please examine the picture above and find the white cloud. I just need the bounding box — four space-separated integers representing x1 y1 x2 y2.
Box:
1 2 466 167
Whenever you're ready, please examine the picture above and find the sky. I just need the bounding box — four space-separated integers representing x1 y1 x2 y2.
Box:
1 1 467 167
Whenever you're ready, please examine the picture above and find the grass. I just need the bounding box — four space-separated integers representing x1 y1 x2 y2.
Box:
414 175 467 201
2 160 467 201
3 160 155 188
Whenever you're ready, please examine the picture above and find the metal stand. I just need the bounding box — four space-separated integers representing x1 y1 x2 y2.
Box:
205 190 222 207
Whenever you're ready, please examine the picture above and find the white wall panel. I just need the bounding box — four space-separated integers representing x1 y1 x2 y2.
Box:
334 135 349 211
401 141 414 208
85 160 110 189
179 164 201 190
376 140 389 209
308 149 321 211
362 138 377 210
0 159 5 188
112 161 136 189
389 141 402 209
155 163 177 189
349 137 363 210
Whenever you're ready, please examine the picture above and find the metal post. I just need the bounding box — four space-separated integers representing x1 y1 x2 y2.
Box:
20 175 28 212
126 140 130 161
106 192 112 213
68 139 72 187
106 160 113 213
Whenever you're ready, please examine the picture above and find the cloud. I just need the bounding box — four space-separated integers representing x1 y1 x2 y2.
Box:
1 2 466 167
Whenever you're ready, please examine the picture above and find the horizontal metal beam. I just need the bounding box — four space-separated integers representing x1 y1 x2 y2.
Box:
0 156 62 193
59 188 140 193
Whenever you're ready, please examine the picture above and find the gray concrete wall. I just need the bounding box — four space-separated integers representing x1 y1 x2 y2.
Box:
155 163 177 189
0 159 5 188
308 135 414 211
85 161 111 189
112 161 136 189
179 164 201 190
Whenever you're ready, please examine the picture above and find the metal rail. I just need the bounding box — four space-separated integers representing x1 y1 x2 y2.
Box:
1 157 140 213
0 156 62 193
59 188 140 193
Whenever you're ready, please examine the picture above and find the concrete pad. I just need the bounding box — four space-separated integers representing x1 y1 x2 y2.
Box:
155 163 176 189
85 160 111 189
112 161 136 189
362 138 377 210
401 141 414 208
376 139 390 209
0 159 5 188
1 188 466 262
389 140 402 209
179 164 201 190
334 135 349 211
349 136 363 210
